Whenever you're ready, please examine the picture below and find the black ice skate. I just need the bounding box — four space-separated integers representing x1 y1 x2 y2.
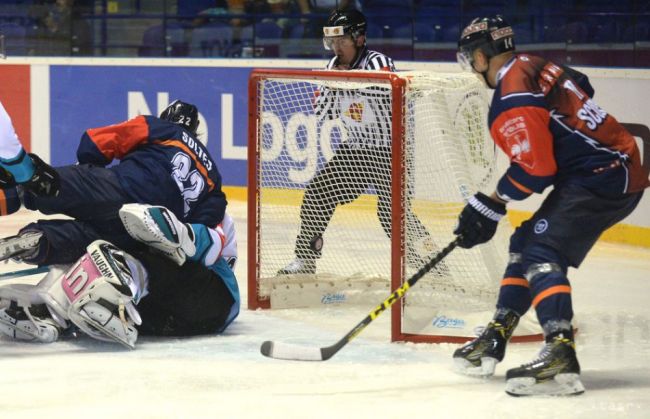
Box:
453 310 519 377
0 231 43 263
505 331 585 397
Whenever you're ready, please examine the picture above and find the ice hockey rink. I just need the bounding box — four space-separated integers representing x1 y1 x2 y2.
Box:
0 199 649 419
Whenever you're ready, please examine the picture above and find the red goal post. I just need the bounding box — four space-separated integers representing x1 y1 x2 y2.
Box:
247 68 541 344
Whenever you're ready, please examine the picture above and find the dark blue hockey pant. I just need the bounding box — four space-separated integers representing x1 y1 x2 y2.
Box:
20 164 137 264
496 182 643 329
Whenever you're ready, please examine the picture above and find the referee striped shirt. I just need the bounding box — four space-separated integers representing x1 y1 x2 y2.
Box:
318 47 395 147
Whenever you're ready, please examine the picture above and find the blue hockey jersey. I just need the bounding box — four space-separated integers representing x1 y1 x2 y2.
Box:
77 115 226 226
489 54 649 201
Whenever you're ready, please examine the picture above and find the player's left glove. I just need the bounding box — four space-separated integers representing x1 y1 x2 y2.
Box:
454 192 506 249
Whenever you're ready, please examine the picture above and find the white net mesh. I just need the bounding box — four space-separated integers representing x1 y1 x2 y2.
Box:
251 70 514 340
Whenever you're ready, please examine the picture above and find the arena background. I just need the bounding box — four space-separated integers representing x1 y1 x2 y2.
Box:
0 57 647 246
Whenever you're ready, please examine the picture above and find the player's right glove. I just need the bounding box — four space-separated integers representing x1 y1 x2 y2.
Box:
0 167 16 189
453 192 506 249
22 153 60 197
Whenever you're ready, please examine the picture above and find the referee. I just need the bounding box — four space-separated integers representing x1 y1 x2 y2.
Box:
279 9 443 275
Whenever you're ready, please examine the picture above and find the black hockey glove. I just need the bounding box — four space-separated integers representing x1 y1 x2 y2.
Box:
453 192 506 249
22 153 60 197
0 167 16 189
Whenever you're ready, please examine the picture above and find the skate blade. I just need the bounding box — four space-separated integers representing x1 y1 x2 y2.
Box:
453 357 498 378
505 373 585 396
0 233 42 262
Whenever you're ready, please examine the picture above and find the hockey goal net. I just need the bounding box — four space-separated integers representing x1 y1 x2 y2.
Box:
248 69 539 343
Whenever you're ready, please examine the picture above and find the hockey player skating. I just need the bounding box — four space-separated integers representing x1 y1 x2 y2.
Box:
0 99 227 266
451 16 649 396
0 203 239 348
278 8 443 275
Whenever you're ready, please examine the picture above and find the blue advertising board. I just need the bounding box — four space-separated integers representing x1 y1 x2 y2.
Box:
49 65 251 186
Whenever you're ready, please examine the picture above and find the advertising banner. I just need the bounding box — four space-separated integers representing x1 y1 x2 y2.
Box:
49 65 250 185
0 64 30 150
1 58 648 236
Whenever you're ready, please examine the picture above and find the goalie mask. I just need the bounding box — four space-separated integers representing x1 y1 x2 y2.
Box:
160 100 200 135
323 9 367 51
457 15 515 73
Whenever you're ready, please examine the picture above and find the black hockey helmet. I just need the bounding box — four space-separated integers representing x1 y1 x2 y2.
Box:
159 100 199 134
457 15 515 71
323 9 367 39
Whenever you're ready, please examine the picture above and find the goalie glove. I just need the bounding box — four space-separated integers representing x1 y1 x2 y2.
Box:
454 192 506 249
119 203 196 266
119 203 238 269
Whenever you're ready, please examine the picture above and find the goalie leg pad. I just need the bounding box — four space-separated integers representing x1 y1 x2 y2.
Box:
0 283 64 343
119 203 196 266
68 298 139 349
38 240 148 349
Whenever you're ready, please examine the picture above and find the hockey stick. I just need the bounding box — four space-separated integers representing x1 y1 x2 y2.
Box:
0 265 49 280
260 237 460 361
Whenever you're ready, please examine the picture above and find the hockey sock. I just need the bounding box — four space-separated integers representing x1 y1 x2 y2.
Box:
542 319 574 341
522 244 573 327
496 256 532 315
529 270 573 327
0 187 21 215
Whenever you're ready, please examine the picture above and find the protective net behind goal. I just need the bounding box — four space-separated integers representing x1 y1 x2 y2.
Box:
248 69 538 342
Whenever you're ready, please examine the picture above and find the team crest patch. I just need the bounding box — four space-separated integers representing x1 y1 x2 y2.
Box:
344 102 364 122
534 219 549 234
500 116 533 169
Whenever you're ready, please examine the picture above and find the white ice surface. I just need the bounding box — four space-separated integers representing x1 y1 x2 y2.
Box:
1 201 649 419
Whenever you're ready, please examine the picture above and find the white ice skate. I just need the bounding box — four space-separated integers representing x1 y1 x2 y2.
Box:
277 258 316 275
0 231 42 262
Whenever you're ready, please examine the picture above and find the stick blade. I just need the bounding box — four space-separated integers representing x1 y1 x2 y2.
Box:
0 266 49 280
260 340 325 361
